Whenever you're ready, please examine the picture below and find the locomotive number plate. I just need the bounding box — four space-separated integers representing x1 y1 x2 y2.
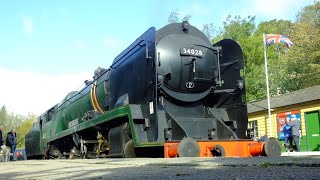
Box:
180 48 203 57
68 118 79 128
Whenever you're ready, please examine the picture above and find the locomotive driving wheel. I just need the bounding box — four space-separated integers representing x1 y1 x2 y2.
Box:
123 139 136 158
263 137 281 157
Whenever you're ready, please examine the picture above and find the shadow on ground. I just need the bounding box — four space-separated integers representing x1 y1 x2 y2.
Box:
0 156 319 180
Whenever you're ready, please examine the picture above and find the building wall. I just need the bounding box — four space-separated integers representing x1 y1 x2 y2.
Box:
248 100 320 151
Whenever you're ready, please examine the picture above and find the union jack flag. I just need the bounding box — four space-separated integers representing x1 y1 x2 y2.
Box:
265 34 293 48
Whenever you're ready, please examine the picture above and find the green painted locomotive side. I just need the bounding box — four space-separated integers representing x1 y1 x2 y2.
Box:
55 88 92 133
95 70 109 111
48 105 163 146
35 104 162 155
41 71 109 144
49 105 130 142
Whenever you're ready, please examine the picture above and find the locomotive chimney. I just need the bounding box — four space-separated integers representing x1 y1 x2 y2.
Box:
182 21 189 32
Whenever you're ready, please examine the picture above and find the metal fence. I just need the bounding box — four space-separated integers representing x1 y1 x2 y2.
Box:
0 146 10 162
0 147 27 162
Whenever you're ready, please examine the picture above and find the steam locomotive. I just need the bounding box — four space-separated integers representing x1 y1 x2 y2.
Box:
25 21 281 159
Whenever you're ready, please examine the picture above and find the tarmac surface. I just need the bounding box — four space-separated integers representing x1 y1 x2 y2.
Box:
0 156 319 180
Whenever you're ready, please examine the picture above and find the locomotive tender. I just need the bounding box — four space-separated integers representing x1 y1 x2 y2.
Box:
25 22 281 159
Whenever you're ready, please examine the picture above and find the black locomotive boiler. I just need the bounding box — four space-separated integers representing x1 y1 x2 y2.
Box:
25 21 281 159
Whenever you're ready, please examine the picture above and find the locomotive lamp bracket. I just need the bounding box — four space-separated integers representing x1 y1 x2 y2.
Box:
237 80 244 90
143 118 151 131
158 74 164 83
164 128 172 141
157 52 161 66
214 79 224 87
208 129 216 140
145 42 152 60
138 40 152 60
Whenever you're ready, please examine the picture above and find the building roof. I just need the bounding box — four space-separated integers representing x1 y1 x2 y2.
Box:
247 85 320 114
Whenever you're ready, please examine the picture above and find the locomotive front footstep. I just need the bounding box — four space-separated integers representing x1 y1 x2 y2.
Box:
164 137 282 157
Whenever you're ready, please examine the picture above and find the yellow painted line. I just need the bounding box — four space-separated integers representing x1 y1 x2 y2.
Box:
93 81 105 113
90 83 98 112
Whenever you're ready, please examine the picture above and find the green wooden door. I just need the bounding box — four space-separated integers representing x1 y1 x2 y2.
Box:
305 111 320 151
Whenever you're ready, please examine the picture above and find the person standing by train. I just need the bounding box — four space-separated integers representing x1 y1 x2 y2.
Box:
0 126 5 161
286 117 300 152
281 120 293 151
0 126 3 146
6 129 17 161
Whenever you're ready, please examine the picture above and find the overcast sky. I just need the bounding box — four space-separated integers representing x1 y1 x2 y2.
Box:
0 0 316 116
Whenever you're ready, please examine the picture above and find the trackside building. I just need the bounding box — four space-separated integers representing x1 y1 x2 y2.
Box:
247 86 320 151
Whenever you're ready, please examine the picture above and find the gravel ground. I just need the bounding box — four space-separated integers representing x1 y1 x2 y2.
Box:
0 156 319 180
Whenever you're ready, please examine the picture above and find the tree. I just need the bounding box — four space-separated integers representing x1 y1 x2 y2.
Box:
282 25 320 91
0 104 36 148
168 11 180 24
0 105 22 132
168 10 192 24
17 113 37 148
296 1 320 27
279 2 320 91
212 16 299 101
202 23 216 40
182 14 192 22
0 105 8 126
213 15 256 42
254 20 294 96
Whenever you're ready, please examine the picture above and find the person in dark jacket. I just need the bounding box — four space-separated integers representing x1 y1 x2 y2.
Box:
281 122 293 151
286 118 301 152
7 129 17 161
0 126 3 145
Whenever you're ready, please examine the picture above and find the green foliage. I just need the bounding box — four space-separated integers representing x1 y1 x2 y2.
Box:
284 1 320 91
0 106 7 126
0 105 37 148
215 15 256 42
296 1 320 27
212 2 320 102
0 105 24 131
282 21 320 91
17 114 37 148
254 20 294 97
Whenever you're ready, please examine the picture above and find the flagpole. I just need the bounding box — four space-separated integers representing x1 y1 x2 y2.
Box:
263 33 273 137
